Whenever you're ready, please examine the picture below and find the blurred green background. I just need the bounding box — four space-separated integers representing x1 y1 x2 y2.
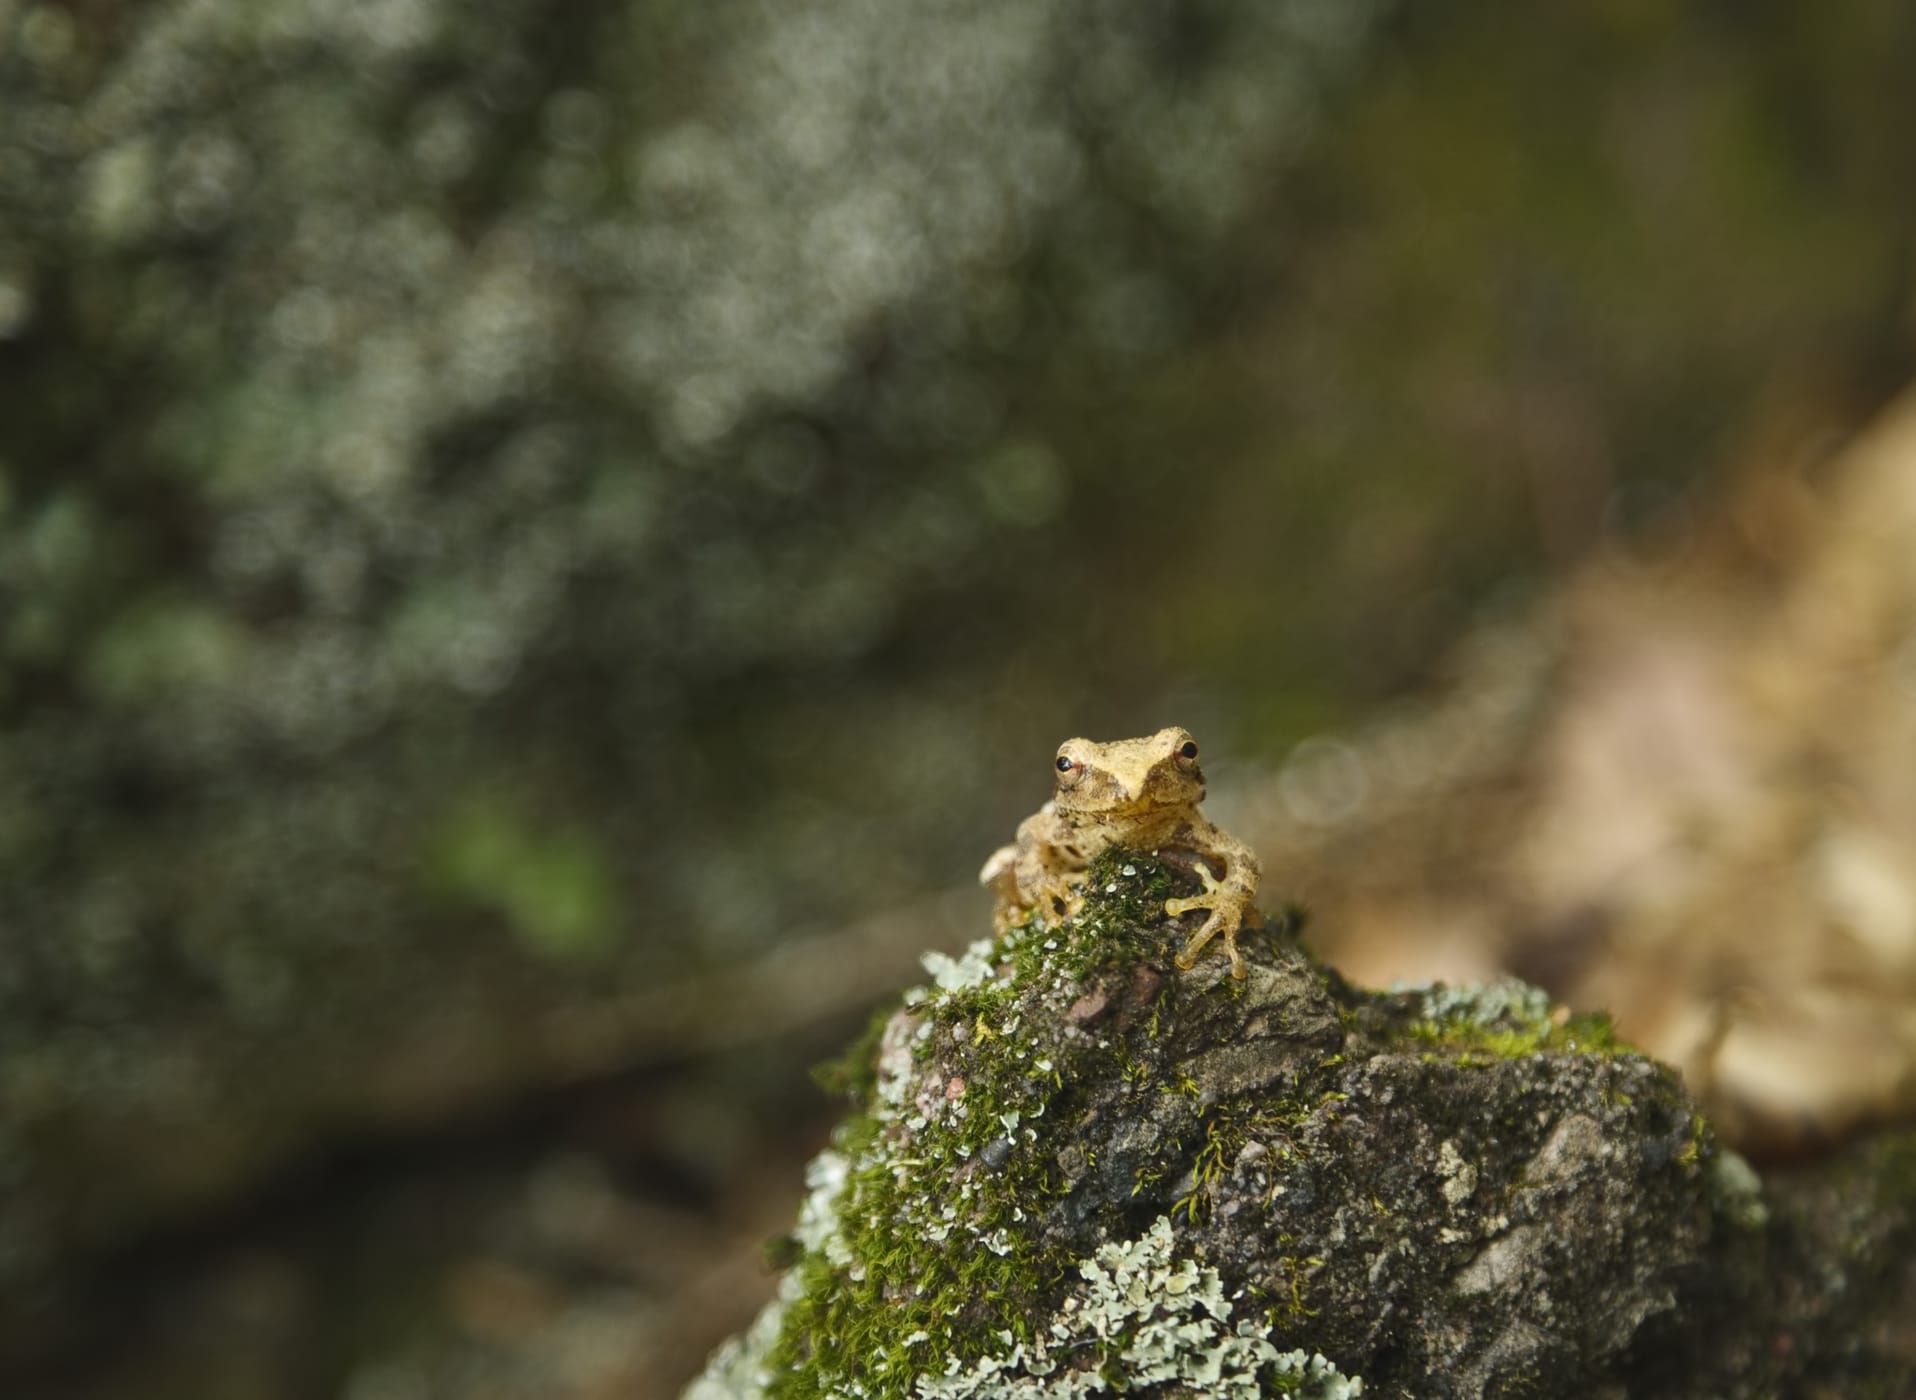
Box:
3 0 1915 1395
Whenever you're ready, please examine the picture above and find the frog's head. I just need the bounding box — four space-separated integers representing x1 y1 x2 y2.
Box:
1051 726 1205 815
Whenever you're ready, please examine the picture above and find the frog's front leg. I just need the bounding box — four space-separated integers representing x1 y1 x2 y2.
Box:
1016 823 1091 926
1166 822 1261 979
981 807 1090 929
979 842 1024 931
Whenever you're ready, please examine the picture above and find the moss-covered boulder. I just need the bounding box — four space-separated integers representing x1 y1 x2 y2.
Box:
687 851 1916 1399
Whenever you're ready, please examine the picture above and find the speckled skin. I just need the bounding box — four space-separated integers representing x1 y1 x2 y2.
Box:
980 727 1262 977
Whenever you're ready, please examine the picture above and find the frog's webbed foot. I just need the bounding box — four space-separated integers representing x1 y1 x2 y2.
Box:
1166 862 1249 979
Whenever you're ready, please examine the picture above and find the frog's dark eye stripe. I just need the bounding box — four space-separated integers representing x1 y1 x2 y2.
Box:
1179 741 1198 760
1056 755 1074 772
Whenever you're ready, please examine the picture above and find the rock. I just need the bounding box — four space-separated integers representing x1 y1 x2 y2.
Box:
686 850 1916 1399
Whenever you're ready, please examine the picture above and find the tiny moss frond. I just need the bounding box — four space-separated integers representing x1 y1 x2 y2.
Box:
809 1004 896 1108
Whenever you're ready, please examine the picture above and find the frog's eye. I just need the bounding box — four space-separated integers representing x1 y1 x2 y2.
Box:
1178 741 1199 761
1056 755 1074 773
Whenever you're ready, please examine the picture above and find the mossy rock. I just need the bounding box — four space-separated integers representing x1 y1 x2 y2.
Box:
686 850 1916 1398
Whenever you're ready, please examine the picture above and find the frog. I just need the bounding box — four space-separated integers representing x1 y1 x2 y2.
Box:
979 726 1263 978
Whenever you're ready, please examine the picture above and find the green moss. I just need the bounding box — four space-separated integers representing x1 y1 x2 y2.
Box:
809 1005 896 1109
1675 1111 1709 1171
1873 1131 1916 1207
778 1092 1068 1389
767 1109 1072 1399
1387 978 1623 1063
1171 1078 1349 1227
1039 847 1185 979
1846 1129 1916 1245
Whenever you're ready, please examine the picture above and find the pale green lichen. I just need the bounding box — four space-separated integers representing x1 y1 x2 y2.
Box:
1707 1147 1769 1230
1407 979 1553 1027
914 1216 1362 1400
918 938 1006 996
686 1276 797 1400
793 1148 855 1265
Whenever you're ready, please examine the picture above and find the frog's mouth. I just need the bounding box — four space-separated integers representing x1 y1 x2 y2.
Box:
1123 792 1184 809
1126 772 1205 808
1074 789 1191 814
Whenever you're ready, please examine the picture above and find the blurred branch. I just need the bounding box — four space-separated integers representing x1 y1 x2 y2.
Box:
538 890 981 1074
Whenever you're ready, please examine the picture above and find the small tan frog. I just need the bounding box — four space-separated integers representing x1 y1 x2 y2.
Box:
979 727 1263 978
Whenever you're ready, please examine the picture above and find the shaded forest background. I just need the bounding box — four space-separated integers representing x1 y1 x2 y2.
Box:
3 1 1916 1396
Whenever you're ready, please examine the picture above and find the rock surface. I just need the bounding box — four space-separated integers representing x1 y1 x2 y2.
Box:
688 851 1916 1399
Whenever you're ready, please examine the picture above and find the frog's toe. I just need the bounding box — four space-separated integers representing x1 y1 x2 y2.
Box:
1164 860 1223 919
1171 906 1248 978
1222 934 1246 979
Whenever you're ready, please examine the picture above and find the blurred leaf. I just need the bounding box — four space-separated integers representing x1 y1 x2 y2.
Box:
429 797 617 963
83 594 249 700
